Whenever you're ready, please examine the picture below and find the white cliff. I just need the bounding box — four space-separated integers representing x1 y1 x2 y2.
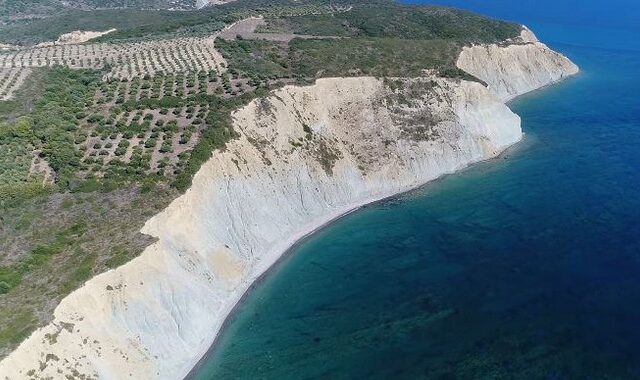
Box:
196 0 237 9
457 27 579 101
0 28 577 380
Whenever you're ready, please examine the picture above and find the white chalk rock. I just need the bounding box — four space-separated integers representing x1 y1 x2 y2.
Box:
457 27 579 101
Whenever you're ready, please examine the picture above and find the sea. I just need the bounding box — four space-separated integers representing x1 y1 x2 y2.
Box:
192 1 640 378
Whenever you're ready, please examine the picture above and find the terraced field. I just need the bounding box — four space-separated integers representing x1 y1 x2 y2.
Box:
0 35 226 80
0 30 234 177
0 68 31 100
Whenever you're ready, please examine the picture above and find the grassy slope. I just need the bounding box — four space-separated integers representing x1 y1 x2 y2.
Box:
0 10 196 45
0 0 343 45
284 3 520 42
0 186 176 357
216 2 520 81
0 68 181 356
0 0 198 46
0 0 196 20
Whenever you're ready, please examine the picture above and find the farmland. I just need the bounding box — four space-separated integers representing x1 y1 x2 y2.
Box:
0 68 30 100
0 36 225 79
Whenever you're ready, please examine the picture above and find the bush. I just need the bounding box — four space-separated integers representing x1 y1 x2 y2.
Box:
0 281 11 294
144 138 157 149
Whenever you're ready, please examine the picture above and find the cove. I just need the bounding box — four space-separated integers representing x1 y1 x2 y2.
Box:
192 3 640 379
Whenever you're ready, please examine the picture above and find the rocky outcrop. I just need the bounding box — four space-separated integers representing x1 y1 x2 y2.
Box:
457 27 579 101
55 30 117 45
0 27 577 380
196 0 237 9
30 29 117 48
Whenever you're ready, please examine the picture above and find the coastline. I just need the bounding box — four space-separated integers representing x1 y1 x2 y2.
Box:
183 139 523 379
183 38 581 375
0 24 579 376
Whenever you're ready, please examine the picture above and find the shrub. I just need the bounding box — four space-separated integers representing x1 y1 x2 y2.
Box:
0 281 11 294
144 138 157 149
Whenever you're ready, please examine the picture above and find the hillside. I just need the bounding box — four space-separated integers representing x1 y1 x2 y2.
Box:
0 0 578 377
0 0 517 46
0 0 198 20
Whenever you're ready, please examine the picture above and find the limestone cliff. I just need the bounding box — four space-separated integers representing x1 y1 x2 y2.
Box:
457 27 579 101
0 28 577 380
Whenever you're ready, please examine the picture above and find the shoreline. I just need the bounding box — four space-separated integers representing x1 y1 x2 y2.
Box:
0 18 582 379
183 139 523 379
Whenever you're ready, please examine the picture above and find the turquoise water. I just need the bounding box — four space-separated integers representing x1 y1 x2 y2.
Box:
192 3 640 379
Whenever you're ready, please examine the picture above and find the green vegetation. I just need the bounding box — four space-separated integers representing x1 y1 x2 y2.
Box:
281 3 520 43
0 186 176 357
0 67 102 207
0 69 49 121
0 222 87 295
0 0 198 41
172 88 271 191
0 0 196 17
31 69 100 182
215 2 519 81
0 117 36 187
218 35 464 81
0 0 351 45
215 38 292 81
1 10 188 45
0 66 182 356
289 38 476 79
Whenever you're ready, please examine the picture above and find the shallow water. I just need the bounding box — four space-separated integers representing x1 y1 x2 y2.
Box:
193 3 640 379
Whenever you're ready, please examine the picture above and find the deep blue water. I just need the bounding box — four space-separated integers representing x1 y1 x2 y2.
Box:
193 2 640 379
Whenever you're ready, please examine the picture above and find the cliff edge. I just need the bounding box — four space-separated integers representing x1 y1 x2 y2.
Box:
457 27 579 101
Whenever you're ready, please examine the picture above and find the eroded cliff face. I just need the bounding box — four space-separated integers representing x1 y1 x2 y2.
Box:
0 29 577 380
457 28 579 101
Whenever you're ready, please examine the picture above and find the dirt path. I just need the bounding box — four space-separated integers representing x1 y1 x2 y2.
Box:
219 17 339 42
